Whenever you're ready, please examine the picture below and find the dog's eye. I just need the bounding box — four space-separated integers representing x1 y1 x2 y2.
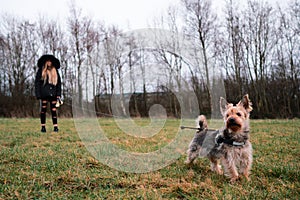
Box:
226 114 229 118
237 112 242 117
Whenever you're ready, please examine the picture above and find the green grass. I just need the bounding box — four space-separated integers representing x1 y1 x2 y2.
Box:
0 118 299 199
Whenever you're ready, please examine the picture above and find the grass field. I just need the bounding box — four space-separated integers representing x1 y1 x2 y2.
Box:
0 118 299 199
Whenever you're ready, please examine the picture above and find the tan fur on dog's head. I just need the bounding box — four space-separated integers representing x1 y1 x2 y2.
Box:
220 94 252 133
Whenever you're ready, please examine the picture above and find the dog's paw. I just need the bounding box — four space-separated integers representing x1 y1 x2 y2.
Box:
244 175 251 182
184 159 193 165
216 168 223 175
229 176 240 184
184 160 191 165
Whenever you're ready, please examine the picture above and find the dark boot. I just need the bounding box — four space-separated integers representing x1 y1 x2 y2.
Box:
41 126 46 133
53 127 59 132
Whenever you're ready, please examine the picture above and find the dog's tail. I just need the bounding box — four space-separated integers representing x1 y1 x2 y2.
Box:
197 115 208 130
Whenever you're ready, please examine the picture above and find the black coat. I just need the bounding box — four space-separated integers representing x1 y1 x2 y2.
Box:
35 68 62 99
35 55 62 99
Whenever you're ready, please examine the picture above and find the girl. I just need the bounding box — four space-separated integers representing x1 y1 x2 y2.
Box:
35 55 62 132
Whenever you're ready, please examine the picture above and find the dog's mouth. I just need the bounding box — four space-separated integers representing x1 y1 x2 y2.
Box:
227 122 242 131
227 122 241 127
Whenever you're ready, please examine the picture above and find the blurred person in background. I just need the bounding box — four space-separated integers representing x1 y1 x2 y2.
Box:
35 55 62 132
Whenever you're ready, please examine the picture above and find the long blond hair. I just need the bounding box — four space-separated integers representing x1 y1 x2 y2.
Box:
42 62 58 85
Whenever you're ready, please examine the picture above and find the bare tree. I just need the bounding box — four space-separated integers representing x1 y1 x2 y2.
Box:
240 0 274 115
102 26 127 115
150 6 184 117
82 17 98 101
223 0 246 97
126 34 141 116
0 34 6 95
181 0 217 113
68 3 86 107
1 17 38 97
89 23 104 100
0 16 39 116
274 0 300 116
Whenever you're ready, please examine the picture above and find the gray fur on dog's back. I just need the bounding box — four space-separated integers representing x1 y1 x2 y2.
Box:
188 129 220 158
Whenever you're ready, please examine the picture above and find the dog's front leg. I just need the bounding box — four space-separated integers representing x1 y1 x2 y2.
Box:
222 155 239 183
209 157 223 175
239 147 253 181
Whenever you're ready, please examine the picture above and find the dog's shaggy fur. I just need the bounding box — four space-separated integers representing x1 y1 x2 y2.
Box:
185 94 253 183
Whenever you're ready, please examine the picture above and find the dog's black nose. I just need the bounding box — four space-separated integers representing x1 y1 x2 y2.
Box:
229 117 235 123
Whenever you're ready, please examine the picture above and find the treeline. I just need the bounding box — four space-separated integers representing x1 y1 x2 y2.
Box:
0 0 299 118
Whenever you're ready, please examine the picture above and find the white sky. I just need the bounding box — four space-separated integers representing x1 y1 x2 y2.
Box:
0 0 181 29
0 0 287 30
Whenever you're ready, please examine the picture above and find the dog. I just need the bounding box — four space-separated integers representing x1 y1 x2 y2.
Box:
185 94 253 183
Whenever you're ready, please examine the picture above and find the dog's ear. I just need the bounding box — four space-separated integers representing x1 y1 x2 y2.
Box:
220 97 232 116
237 94 253 113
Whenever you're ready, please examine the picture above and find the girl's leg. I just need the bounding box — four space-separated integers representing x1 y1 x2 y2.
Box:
40 100 48 132
50 99 58 131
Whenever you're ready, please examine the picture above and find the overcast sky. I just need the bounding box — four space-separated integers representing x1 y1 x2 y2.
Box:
0 0 181 29
0 0 287 30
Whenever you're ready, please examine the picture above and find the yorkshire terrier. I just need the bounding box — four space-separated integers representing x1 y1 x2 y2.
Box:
185 94 253 183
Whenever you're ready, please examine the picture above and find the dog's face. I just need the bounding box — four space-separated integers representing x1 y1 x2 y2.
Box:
220 94 252 133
